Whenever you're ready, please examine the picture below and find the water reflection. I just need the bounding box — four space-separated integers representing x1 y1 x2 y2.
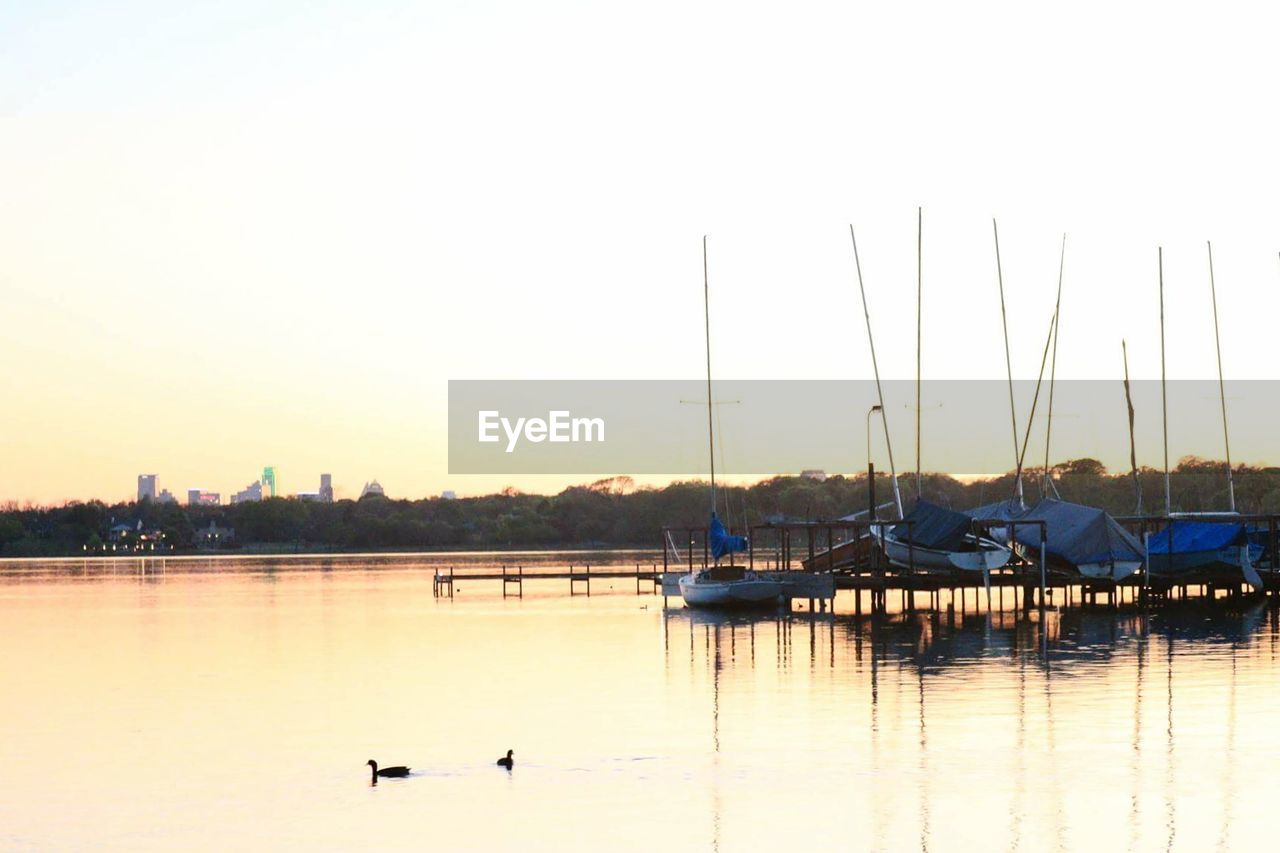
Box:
664 596 1277 851
3 563 1278 851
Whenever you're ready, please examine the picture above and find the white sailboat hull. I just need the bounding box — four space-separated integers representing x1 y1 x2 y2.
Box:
678 572 783 607
1077 560 1143 581
880 532 1011 573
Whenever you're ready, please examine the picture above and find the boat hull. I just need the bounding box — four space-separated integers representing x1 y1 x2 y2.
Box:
1147 544 1263 589
1078 560 1144 581
678 573 783 607
880 533 1011 573
1147 545 1262 577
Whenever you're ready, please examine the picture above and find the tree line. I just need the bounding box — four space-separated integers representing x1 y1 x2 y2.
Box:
2 458 1278 557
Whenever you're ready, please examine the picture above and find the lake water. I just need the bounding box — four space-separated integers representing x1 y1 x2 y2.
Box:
2 554 1278 851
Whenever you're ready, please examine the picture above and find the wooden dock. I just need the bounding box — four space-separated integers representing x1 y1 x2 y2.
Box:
433 564 662 598
429 557 1280 615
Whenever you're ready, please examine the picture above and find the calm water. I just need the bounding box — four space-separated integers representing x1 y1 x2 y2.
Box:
2 555 1278 851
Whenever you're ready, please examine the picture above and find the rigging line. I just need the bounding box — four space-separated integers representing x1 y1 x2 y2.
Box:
850 225 903 519
1207 241 1236 512
993 219 1024 506
1043 234 1066 494
1013 307 1059 496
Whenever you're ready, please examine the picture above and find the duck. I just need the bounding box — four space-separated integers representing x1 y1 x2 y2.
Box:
367 759 410 783
496 749 514 769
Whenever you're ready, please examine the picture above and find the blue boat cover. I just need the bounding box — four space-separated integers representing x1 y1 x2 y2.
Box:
966 498 1144 568
890 500 971 551
1146 521 1245 555
709 512 748 560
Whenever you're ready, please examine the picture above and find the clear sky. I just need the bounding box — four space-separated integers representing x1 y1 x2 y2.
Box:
3 0 1280 504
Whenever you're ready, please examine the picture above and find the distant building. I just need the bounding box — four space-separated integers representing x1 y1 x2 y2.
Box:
319 473 333 503
360 480 386 499
231 481 263 504
441 490 457 500
296 492 321 502
187 489 221 506
262 466 277 498
103 520 167 552
137 474 157 502
156 489 177 505
194 521 235 547
800 469 827 482
107 522 136 543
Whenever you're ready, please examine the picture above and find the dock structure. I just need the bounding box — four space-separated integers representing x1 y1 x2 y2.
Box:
433 563 662 599
430 512 1280 610
661 514 1280 614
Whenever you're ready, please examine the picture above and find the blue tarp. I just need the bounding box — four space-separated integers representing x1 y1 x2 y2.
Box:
967 498 1144 568
1147 521 1245 555
709 512 747 560
890 500 971 551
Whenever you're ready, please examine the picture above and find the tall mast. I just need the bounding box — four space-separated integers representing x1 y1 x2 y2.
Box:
702 236 716 517
993 219 1024 506
850 225 903 519
1043 235 1065 496
916 207 923 500
1014 308 1058 491
1122 340 1143 515
1159 247 1170 516
1207 241 1235 512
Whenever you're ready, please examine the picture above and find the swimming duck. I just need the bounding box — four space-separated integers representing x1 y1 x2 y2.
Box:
496 749 514 769
367 759 410 783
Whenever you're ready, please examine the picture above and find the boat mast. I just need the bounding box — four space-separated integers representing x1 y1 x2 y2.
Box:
1042 235 1065 498
1014 308 1058 489
703 236 716 518
993 219 1024 507
1159 247 1171 516
916 207 923 500
1122 339 1143 515
850 225 903 519
1206 241 1236 512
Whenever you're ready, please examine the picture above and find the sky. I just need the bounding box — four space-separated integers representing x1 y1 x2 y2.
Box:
3 0 1280 504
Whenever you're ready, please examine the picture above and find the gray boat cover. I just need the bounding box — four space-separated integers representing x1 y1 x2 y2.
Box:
966 498 1144 568
890 500 971 551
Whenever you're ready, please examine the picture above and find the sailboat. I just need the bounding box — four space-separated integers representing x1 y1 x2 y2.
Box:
1145 243 1263 590
678 238 782 608
967 229 1143 582
853 213 1009 574
1146 519 1262 584
883 500 1012 572
969 496 1145 581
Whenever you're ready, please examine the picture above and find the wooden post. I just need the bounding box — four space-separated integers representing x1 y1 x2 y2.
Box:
1039 522 1047 608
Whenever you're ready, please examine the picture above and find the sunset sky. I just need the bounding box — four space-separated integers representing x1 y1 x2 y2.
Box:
3 0 1280 504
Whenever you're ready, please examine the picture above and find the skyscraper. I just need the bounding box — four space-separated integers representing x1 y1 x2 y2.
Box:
187 489 220 506
137 474 157 502
319 473 333 503
231 480 264 504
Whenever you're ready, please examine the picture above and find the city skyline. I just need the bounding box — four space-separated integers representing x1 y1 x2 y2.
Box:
129 470 339 507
